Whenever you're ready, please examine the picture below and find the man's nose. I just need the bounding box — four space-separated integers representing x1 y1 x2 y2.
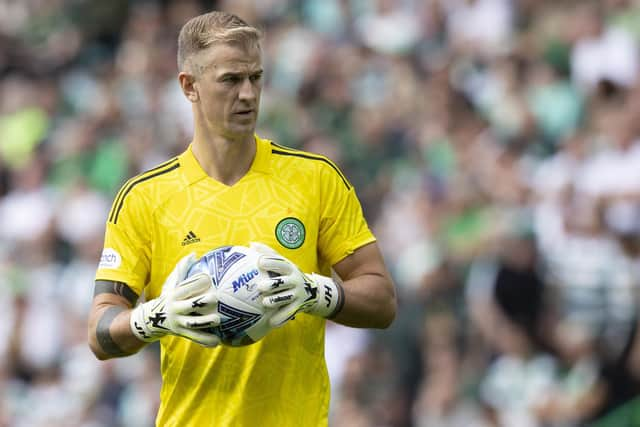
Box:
238 78 256 101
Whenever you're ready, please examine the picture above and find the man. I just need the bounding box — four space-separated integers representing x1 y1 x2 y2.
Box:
87 11 396 427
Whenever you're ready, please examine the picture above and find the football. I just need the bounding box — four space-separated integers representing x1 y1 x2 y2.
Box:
186 245 272 346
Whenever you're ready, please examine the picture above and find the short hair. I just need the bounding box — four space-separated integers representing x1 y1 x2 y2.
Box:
177 11 262 72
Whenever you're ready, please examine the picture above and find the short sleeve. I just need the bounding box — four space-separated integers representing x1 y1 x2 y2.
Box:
317 163 376 266
95 185 152 296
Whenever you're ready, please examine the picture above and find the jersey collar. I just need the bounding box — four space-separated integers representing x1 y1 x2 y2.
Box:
251 134 271 174
179 134 272 185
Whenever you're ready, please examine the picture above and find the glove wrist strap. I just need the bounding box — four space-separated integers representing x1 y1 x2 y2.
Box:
130 299 167 343
309 274 344 319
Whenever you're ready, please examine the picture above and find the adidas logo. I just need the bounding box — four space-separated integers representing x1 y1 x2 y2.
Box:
182 231 201 246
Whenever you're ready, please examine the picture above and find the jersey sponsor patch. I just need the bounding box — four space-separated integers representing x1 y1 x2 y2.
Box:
99 248 122 269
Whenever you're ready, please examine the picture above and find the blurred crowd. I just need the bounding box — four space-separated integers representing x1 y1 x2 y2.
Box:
1 0 640 426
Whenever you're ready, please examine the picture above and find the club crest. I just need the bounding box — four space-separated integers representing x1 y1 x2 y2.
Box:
275 217 305 249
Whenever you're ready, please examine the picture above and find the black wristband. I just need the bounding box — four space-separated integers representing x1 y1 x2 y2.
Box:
327 281 345 319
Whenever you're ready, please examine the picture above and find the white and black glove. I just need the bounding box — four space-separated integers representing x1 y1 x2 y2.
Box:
250 242 344 327
129 253 221 347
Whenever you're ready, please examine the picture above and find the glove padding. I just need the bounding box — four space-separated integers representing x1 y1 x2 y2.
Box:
250 242 344 327
130 253 221 347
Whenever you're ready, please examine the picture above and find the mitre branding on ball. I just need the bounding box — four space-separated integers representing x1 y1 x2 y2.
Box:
186 245 272 346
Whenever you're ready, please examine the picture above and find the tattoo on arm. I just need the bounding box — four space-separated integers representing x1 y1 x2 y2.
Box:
96 306 129 357
94 280 138 306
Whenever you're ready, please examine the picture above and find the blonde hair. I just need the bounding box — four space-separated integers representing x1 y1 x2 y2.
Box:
177 11 262 72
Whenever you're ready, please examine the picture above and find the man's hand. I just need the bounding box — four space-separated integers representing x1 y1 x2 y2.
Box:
129 253 221 347
250 242 344 327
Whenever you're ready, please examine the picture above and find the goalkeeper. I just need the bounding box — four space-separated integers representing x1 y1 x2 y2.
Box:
87 10 396 427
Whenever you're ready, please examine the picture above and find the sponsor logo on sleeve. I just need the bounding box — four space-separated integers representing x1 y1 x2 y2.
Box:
99 248 122 269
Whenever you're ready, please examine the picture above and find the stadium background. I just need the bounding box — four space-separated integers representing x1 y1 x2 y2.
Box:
1 0 640 426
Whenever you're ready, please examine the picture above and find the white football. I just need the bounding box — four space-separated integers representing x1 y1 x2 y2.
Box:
186 245 272 346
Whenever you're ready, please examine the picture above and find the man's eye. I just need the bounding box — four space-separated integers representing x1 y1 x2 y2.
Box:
250 74 262 82
222 76 240 83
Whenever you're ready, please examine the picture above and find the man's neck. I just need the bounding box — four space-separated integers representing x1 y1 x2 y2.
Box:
191 131 257 186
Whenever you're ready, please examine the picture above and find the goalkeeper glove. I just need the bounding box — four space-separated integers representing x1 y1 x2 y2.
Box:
250 242 344 327
129 253 221 347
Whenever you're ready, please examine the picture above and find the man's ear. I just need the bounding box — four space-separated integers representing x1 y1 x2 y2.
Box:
178 71 199 103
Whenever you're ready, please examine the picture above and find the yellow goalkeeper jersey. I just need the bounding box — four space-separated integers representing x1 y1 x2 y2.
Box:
95 135 376 427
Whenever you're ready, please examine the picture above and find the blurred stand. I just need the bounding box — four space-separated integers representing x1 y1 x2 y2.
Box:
2 0 640 426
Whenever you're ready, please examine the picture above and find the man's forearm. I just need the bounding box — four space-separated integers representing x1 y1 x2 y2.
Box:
89 280 148 360
329 272 396 329
89 305 146 360
327 242 397 329
90 304 147 359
